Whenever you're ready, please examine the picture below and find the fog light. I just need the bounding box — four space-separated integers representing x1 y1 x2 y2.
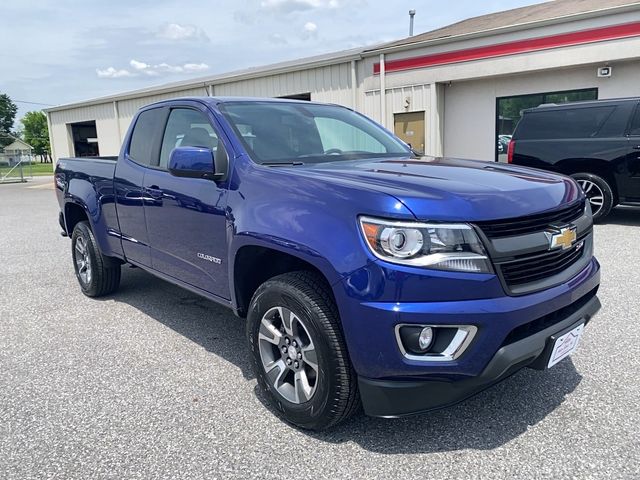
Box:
418 327 434 350
398 325 436 354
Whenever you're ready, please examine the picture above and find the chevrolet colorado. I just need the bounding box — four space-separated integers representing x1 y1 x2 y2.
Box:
55 97 601 430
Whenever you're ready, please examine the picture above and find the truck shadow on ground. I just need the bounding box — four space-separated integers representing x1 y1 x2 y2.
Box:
600 206 640 226
109 267 582 454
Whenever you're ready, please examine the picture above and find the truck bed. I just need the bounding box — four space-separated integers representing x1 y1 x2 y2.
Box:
56 157 117 183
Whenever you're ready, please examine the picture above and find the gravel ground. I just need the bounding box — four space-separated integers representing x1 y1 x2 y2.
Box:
1 176 639 479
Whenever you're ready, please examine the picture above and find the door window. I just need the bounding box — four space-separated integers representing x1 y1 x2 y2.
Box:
496 88 598 161
128 108 165 166
517 106 616 140
629 106 640 136
159 109 219 169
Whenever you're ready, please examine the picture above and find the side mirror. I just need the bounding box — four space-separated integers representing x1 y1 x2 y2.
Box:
168 146 223 180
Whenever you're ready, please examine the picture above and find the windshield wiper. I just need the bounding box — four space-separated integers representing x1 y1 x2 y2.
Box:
261 161 305 166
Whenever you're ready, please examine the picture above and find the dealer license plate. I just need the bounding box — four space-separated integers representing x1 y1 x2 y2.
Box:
548 323 584 368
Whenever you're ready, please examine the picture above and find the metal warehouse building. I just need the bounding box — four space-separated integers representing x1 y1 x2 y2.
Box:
46 0 640 163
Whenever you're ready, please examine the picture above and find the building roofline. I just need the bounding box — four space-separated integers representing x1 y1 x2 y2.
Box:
44 47 365 113
45 1 640 114
362 1 640 55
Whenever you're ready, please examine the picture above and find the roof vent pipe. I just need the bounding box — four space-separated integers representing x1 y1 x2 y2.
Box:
409 10 416 36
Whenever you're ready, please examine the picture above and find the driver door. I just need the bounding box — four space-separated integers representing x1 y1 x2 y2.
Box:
143 103 230 299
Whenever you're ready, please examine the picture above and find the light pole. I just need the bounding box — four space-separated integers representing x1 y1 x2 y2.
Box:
409 10 416 36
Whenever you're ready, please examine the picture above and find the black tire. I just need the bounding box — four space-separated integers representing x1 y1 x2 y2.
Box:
571 172 614 222
71 221 121 297
247 271 359 430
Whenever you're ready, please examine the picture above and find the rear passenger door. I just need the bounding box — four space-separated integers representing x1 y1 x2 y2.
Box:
142 102 231 300
623 103 640 202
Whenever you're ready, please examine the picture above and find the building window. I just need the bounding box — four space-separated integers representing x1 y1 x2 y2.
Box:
495 88 597 161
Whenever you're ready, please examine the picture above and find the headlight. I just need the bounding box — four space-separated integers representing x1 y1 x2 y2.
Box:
359 216 492 273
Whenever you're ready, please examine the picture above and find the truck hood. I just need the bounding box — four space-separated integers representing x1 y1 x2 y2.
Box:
285 156 583 221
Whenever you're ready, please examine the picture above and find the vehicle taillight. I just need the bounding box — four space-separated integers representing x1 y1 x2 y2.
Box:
507 140 515 164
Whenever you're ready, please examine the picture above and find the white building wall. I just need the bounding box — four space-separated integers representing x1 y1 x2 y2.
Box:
214 63 354 108
362 9 640 92
48 87 209 159
48 103 118 158
443 60 640 161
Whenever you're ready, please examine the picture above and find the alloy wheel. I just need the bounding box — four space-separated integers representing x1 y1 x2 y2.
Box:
576 179 604 216
258 306 319 404
74 236 92 285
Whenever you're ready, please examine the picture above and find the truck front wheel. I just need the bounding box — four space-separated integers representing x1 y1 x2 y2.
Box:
71 221 121 297
247 271 359 430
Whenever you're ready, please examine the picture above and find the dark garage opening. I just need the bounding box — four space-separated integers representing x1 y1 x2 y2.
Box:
278 93 311 101
69 120 100 157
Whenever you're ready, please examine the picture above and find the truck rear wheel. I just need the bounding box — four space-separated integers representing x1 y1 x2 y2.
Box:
71 221 121 297
247 271 359 430
571 172 614 221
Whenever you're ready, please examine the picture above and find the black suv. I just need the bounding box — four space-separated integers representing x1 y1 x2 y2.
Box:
509 97 640 220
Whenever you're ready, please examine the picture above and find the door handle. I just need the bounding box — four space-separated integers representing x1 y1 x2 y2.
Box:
633 145 640 150
145 185 164 199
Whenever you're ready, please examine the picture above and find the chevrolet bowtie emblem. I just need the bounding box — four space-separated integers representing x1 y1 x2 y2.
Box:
545 225 577 251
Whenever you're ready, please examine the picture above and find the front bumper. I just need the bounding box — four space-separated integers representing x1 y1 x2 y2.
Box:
359 292 600 417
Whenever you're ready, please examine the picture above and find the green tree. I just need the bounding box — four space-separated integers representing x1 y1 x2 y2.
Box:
0 93 18 148
21 111 51 163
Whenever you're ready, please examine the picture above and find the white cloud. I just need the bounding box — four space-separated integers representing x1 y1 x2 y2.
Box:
129 59 150 71
260 0 339 13
97 60 210 78
268 33 288 44
304 21 317 32
96 67 134 78
156 23 209 41
183 63 209 72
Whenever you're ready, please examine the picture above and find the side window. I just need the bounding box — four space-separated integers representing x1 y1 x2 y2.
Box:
629 106 640 136
128 108 165 165
518 106 616 140
315 117 386 153
159 109 219 169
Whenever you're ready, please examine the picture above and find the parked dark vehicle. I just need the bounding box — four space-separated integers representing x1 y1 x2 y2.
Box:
55 97 601 430
508 97 640 220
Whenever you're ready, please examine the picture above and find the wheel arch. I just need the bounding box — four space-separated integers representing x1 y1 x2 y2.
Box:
556 157 618 202
231 241 340 319
64 201 90 236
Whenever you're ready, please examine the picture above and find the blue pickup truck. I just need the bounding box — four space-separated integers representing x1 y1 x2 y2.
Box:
55 97 601 430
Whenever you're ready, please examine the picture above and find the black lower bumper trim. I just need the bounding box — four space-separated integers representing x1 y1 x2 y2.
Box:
359 294 601 418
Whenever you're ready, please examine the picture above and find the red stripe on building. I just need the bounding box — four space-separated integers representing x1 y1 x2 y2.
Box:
373 21 640 74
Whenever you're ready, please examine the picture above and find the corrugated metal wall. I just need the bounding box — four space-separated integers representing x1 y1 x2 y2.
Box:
363 83 431 140
214 63 354 107
48 65 356 160
48 103 118 158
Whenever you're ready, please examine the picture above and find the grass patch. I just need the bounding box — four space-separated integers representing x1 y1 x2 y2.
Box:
28 163 54 176
0 162 53 178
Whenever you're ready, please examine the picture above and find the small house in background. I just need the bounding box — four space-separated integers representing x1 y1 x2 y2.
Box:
0 138 33 166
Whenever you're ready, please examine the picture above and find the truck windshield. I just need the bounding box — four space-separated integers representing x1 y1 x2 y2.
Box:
220 101 411 165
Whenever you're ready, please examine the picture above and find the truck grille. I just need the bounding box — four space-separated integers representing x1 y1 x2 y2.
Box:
498 235 587 287
476 201 585 238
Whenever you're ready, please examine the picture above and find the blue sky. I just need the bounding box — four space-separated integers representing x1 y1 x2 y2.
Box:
0 0 541 126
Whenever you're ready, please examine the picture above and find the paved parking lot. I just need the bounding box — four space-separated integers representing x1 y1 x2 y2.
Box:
1 176 639 479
